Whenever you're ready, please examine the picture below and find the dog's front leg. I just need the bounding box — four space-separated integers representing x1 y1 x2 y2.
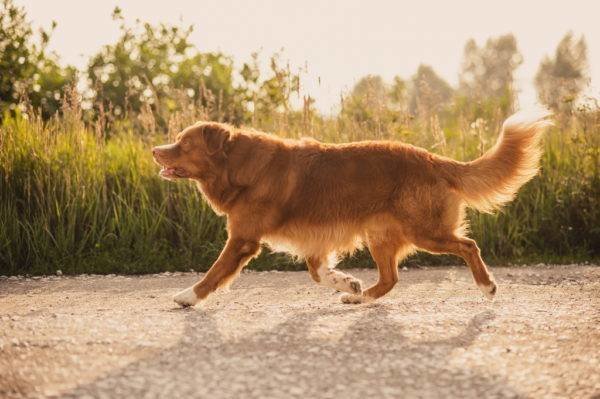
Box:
173 236 261 307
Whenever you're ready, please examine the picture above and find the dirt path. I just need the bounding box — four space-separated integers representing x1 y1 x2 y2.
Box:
0 265 599 398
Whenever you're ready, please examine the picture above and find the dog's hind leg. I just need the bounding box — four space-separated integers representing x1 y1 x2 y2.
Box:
340 233 413 304
413 235 497 300
306 254 363 295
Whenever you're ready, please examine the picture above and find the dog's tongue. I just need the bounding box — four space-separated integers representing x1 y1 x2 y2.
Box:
159 167 178 179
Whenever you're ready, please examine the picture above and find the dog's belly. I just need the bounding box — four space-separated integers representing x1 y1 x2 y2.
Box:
262 222 365 258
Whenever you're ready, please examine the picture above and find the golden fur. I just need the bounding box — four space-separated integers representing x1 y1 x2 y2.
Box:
152 110 552 306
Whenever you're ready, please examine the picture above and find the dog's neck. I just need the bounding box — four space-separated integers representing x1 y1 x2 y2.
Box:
193 171 242 216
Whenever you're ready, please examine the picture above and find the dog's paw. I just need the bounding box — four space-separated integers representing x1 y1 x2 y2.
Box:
173 286 198 307
340 293 369 304
478 280 497 301
348 278 363 295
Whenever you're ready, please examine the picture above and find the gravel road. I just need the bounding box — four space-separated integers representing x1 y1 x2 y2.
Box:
1 265 599 398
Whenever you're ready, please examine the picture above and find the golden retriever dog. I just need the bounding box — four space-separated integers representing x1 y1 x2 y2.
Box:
152 110 551 307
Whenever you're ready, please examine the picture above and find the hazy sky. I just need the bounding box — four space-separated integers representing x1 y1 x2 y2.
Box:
16 0 600 113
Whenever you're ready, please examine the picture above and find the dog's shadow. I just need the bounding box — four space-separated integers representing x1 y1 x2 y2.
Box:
63 304 519 398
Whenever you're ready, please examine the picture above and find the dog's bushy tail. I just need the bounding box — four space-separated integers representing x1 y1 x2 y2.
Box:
449 110 553 213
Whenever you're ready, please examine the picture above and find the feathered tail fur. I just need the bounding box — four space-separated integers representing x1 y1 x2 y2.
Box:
452 110 553 213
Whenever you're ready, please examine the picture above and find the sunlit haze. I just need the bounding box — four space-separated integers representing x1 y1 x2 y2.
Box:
16 0 600 113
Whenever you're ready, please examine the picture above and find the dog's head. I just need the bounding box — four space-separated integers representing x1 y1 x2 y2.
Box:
152 122 231 181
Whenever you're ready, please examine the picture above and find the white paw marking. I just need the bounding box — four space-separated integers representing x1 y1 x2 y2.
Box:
173 286 198 307
317 267 363 294
478 280 497 300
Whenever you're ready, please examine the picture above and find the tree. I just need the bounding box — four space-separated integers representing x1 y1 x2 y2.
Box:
0 0 76 118
87 8 245 124
240 52 300 123
409 64 454 116
459 34 522 103
389 76 408 108
342 75 389 123
535 32 589 112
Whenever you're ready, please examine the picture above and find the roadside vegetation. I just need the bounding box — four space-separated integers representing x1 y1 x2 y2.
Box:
0 1 598 275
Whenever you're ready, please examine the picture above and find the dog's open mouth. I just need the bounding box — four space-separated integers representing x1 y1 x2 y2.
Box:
159 167 190 180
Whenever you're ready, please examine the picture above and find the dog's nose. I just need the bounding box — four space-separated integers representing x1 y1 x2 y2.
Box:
152 147 158 156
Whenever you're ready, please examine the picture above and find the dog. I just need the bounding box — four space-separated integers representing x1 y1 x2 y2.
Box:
152 110 551 307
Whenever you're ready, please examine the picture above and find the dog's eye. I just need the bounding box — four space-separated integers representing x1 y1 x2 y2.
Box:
180 138 190 149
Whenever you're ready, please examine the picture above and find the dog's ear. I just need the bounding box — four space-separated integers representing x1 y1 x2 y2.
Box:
202 123 231 155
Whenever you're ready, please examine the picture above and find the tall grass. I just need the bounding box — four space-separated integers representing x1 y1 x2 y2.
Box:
0 99 598 275
0 110 222 275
